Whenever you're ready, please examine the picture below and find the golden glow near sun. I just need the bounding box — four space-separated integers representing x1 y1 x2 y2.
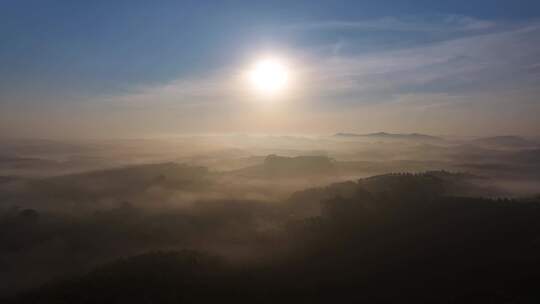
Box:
247 58 290 96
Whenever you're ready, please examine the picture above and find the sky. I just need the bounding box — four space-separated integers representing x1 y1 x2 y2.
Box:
1 0 540 138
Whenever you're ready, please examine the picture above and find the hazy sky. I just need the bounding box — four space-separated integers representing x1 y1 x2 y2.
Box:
1 0 540 138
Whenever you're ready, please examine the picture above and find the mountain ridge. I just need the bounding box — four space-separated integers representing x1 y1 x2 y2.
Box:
334 132 442 141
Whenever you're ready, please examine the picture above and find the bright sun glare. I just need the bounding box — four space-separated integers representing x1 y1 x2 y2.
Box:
248 58 290 96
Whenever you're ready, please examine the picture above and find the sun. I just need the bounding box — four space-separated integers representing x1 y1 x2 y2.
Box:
247 58 290 96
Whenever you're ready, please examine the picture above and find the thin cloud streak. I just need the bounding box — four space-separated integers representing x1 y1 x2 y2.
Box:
305 23 540 101
284 15 496 33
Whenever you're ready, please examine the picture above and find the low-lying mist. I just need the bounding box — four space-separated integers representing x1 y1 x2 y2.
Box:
1 133 540 302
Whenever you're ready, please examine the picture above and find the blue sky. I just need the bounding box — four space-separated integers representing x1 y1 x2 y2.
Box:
1 0 540 137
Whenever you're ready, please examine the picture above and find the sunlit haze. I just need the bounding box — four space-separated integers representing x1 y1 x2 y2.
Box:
247 58 290 97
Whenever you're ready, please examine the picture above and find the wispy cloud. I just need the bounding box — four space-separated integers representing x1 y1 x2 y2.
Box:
285 15 496 33
90 19 540 135
99 74 242 110
304 22 540 102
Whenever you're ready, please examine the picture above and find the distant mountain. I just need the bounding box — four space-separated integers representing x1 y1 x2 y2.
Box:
291 171 483 202
0 176 20 184
287 170 492 217
471 136 538 148
0 163 212 212
0 154 52 164
41 162 211 192
0 154 59 174
232 154 337 178
334 132 443 141
509 148 540 164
